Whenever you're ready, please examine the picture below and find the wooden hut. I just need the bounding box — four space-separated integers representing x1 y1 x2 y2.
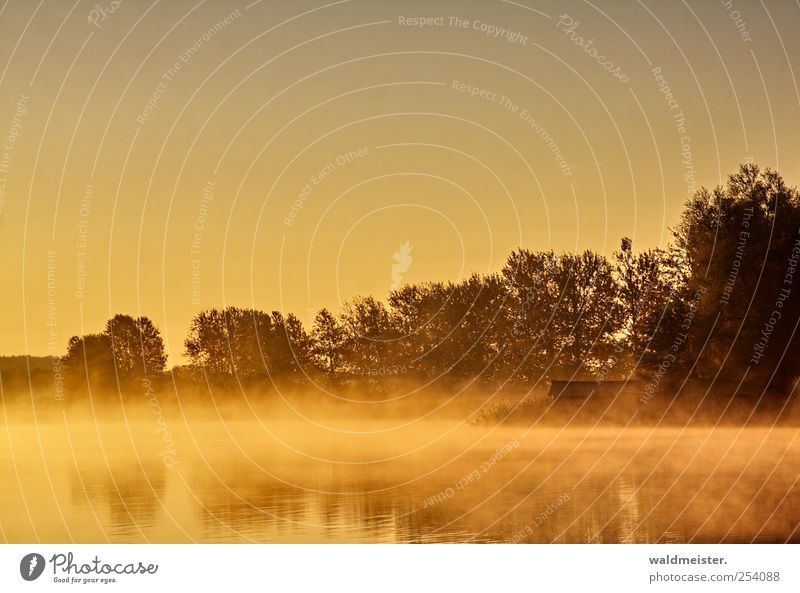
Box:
548 379 645 401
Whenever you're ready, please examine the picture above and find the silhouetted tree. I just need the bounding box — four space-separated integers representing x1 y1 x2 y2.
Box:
267 312 313 379
502 250 623 379
311 309 345 375
60 163 799 400
62 333 115 390
228 308 273 377
184 309 234 375
285 313 314 369
613 238 686 375
105 314 167 381
184 308 271 377
388 281 450 378
673 164 800 392
339 296 397 378
433 273 508 381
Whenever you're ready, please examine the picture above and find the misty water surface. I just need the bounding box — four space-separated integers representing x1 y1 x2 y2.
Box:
1 417 798 543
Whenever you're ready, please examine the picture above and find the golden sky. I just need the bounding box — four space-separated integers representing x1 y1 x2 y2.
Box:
1 0 798 364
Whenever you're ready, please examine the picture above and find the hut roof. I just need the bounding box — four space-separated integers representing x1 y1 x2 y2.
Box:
548 379 645 399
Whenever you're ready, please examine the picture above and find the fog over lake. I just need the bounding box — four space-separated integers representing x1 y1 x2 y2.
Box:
2 411 797 543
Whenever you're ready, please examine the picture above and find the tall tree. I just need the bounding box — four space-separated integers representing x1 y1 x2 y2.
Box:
311 308 345 375
339 296 397 376
434 273 508 381
613 238 686 376
673 164 800 391
184 308 272 377
62 333 115 390
388 281 450 378
105 314 167 380
502 249 622 379
184 308 235 375
228 308 273 377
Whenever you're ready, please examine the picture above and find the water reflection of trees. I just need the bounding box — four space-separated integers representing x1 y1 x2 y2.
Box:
192 439 800 543
70 464 166 541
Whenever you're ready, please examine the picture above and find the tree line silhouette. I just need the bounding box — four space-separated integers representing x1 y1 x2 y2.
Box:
7 164 800 399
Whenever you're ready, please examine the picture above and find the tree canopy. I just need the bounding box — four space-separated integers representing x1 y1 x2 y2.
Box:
54 164 800 399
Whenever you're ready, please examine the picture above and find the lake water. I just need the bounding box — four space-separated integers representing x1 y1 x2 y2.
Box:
1 418 798 543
